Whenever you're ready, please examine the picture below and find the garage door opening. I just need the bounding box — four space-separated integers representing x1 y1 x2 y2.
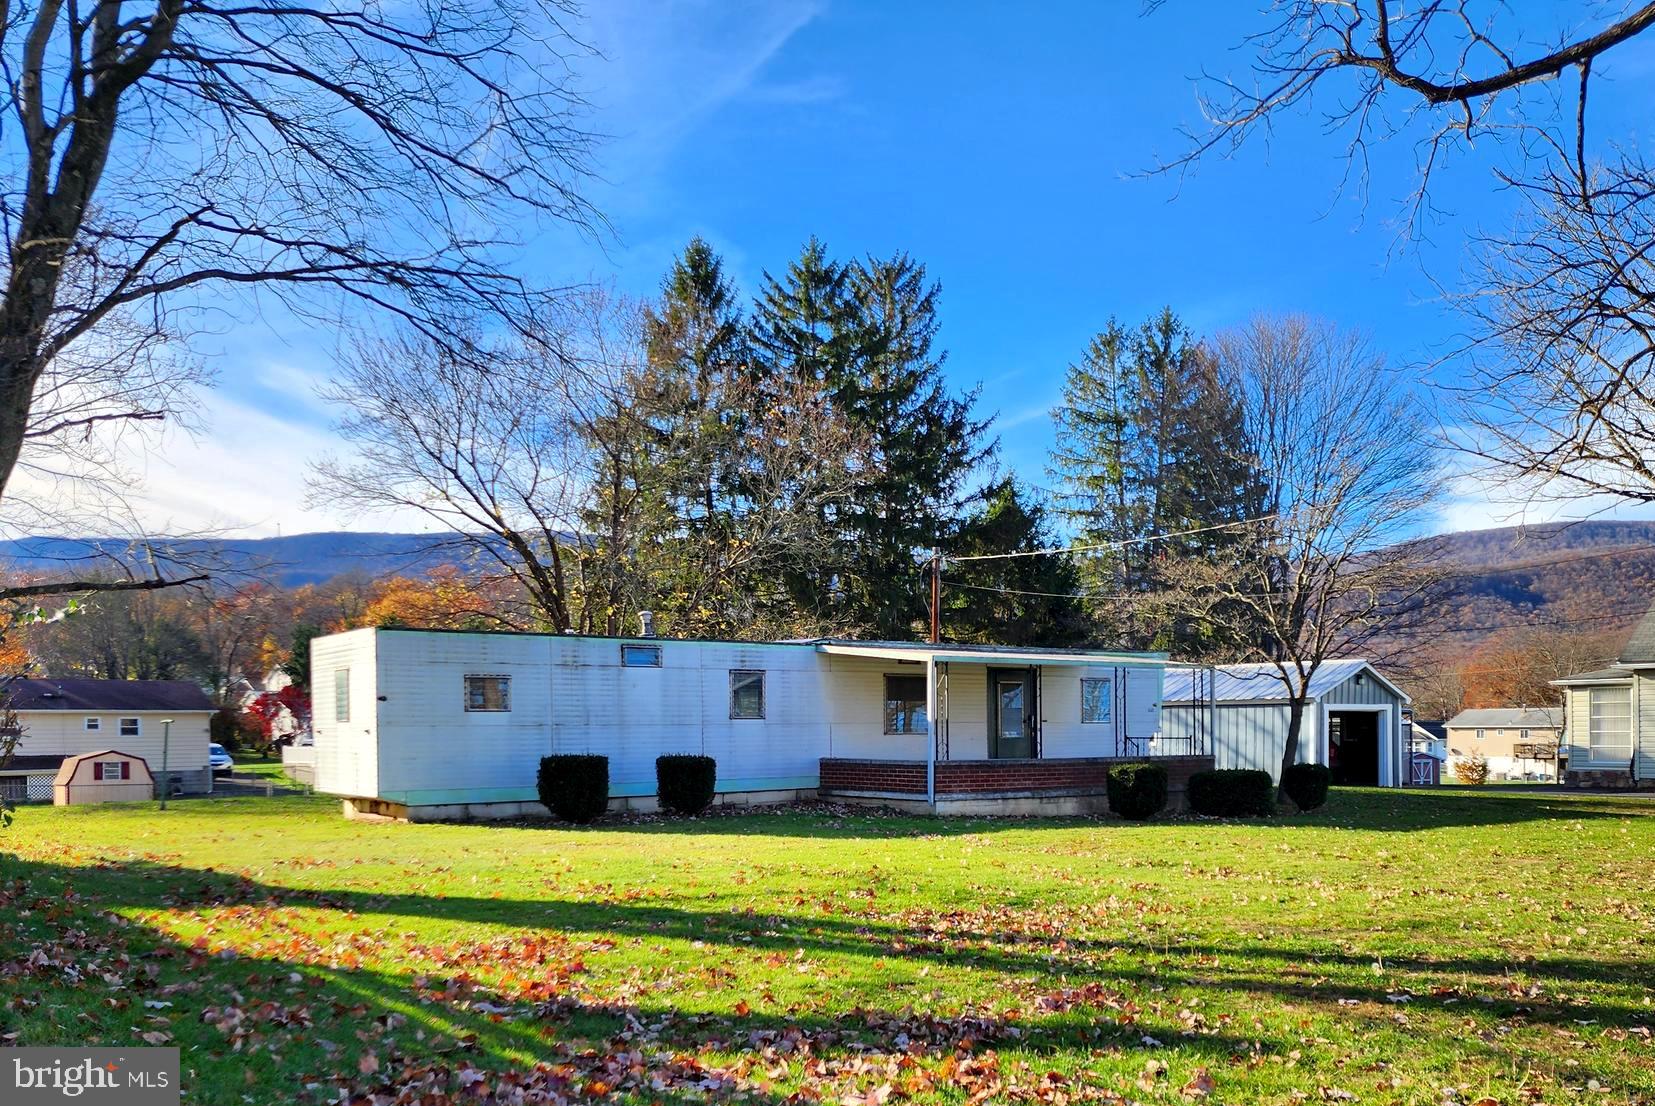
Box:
1329 711 1379 786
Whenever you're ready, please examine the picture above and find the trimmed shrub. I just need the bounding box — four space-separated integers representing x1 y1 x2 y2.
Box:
1188 769 1275 817
537 755 609 823
656 755 717 816
1106 762 1168 821
1281 762 1331 811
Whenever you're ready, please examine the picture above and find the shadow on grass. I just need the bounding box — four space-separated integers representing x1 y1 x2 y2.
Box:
10 854 1652 1033
466 786 1655 839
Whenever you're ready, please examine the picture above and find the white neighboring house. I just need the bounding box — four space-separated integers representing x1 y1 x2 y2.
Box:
1162 659 1410 787
0 678 216 802
309 626 1221 821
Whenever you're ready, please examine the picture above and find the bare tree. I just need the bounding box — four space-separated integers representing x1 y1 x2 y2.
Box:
1162 2 1655 510
0 0 599 598
309 321 603 633
1167 316 1446 792
1453 152 1655 503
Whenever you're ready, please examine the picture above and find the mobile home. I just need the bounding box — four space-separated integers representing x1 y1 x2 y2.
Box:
311 627 1218 820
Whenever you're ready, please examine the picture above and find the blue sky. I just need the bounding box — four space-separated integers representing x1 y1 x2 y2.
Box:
90 0 1655 537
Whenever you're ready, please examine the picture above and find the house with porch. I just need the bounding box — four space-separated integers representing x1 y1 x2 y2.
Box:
1553 599 1655 789
310 626 1221 821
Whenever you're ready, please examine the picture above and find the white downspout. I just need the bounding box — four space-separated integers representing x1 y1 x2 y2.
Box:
926 655 938 814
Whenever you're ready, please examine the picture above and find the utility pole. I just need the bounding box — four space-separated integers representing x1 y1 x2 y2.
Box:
928 549 942 644
159 718 174 810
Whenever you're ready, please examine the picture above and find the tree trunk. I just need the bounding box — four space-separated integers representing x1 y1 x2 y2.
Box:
1277 695 1307 802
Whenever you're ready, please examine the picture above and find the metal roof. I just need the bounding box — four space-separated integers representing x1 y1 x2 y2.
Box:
812 640 1170 668
1162 658 1408 704
1445 707 1563 730
2 678 214 712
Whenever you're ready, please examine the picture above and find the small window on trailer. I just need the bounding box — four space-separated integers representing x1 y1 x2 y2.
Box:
1080 677 1112 723
464 675 511 712
334 668 351 722
620 643 662 667
729 670 765 720
883 674 928 734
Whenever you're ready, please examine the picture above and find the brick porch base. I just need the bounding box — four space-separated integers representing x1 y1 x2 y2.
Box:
819 755 1213 814
1564 767 1655 790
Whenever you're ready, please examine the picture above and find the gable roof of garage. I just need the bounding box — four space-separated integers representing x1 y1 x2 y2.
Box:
1163 658 1407 704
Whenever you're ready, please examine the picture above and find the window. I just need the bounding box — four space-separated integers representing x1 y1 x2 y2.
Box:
1474 728 1485 740
464 675 511 712
1495 728 1505 737
93 761 130 781
1519 728 1531 740
883 675 928 734
1588 687 1633 764
729 670 765 719
1081 677 1112 724
334 668 351 722
621 643 662 667
83 717 101 732
119 717 140 737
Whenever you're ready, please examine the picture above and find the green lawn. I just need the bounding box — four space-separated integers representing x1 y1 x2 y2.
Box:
2 790 1652 1105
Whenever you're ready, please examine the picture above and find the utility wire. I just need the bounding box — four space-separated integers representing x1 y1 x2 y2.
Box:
944 515 1279 563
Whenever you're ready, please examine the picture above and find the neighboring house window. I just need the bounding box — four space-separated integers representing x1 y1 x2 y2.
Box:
1588 687 1633 763
119 717 140 737
93 761 130 781
1495 728 1505 737
883 675 928 734
1519 728 1530 740
729 670 765 720
1474 728 1485 740
464 675 511 712
1081 677 1112 723
621 643 662 667
334 668 351 722
83 717 100 732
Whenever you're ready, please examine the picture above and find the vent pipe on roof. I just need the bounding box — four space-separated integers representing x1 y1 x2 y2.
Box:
639 610 656 638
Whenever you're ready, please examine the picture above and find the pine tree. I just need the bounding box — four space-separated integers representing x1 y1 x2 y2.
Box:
946 479 1087 645
1050 308 1269 652
749 242 992 638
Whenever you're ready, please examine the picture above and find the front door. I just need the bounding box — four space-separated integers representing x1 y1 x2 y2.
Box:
989 667 1036 759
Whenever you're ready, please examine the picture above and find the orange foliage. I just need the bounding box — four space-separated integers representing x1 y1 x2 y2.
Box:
355 566 504 630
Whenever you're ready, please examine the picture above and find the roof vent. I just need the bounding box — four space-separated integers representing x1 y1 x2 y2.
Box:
639 610 656 638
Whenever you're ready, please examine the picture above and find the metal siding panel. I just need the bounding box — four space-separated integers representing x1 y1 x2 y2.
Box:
313 628 380 797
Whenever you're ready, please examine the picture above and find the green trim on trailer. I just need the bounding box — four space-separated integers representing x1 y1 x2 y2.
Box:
378 774 821 806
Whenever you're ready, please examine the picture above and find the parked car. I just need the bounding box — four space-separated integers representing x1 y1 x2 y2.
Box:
209 743 235 778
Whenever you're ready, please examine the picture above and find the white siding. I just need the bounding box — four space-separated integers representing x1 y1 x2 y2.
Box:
11 710 212 790
312 627 379 798
1040 665 1162 758
824 655 930 761
1638 672 1655 780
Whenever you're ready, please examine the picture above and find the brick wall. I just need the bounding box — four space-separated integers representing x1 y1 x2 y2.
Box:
819 756 1211 798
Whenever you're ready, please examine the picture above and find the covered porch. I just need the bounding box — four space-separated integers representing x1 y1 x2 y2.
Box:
810 640 1217 815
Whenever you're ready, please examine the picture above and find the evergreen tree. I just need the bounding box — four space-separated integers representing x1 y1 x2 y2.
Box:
1050 308 1268 653
748 242 991 638
946 479 1087 645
